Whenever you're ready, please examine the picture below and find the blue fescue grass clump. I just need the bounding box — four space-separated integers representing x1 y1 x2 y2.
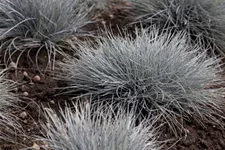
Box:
0 0 91 69
127 0 225 56
58 29 225 135
0 69 17 120
0 69 20 140
39 103 158 150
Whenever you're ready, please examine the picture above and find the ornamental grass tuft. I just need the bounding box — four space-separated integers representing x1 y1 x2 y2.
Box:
127 0 225 56
58 29 225 135
0 0 91 69
39 103 159 150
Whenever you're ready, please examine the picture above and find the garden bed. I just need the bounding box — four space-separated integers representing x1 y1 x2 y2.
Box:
0 1 225 150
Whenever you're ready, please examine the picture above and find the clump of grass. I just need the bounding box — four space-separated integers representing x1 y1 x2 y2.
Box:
58 29 225 135
0 69 20 141
39 102 158 150
0 69 17 120
0 0 91 69
127 0 225 56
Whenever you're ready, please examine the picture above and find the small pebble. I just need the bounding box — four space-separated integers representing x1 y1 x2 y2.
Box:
19 111 27 119
33 75 41 82
50 100 55 104
124 2 132 6
23 71 28 77
32 143 40 150
23 92 29 96
43 142 50 148
71 36 78 41
23 120 28 124
8 62 17 70
101 20 106 25
109 14 114 19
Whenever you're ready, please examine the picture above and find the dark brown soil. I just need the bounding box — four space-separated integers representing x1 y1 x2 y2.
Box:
0 2 225 150
160 119 225 150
